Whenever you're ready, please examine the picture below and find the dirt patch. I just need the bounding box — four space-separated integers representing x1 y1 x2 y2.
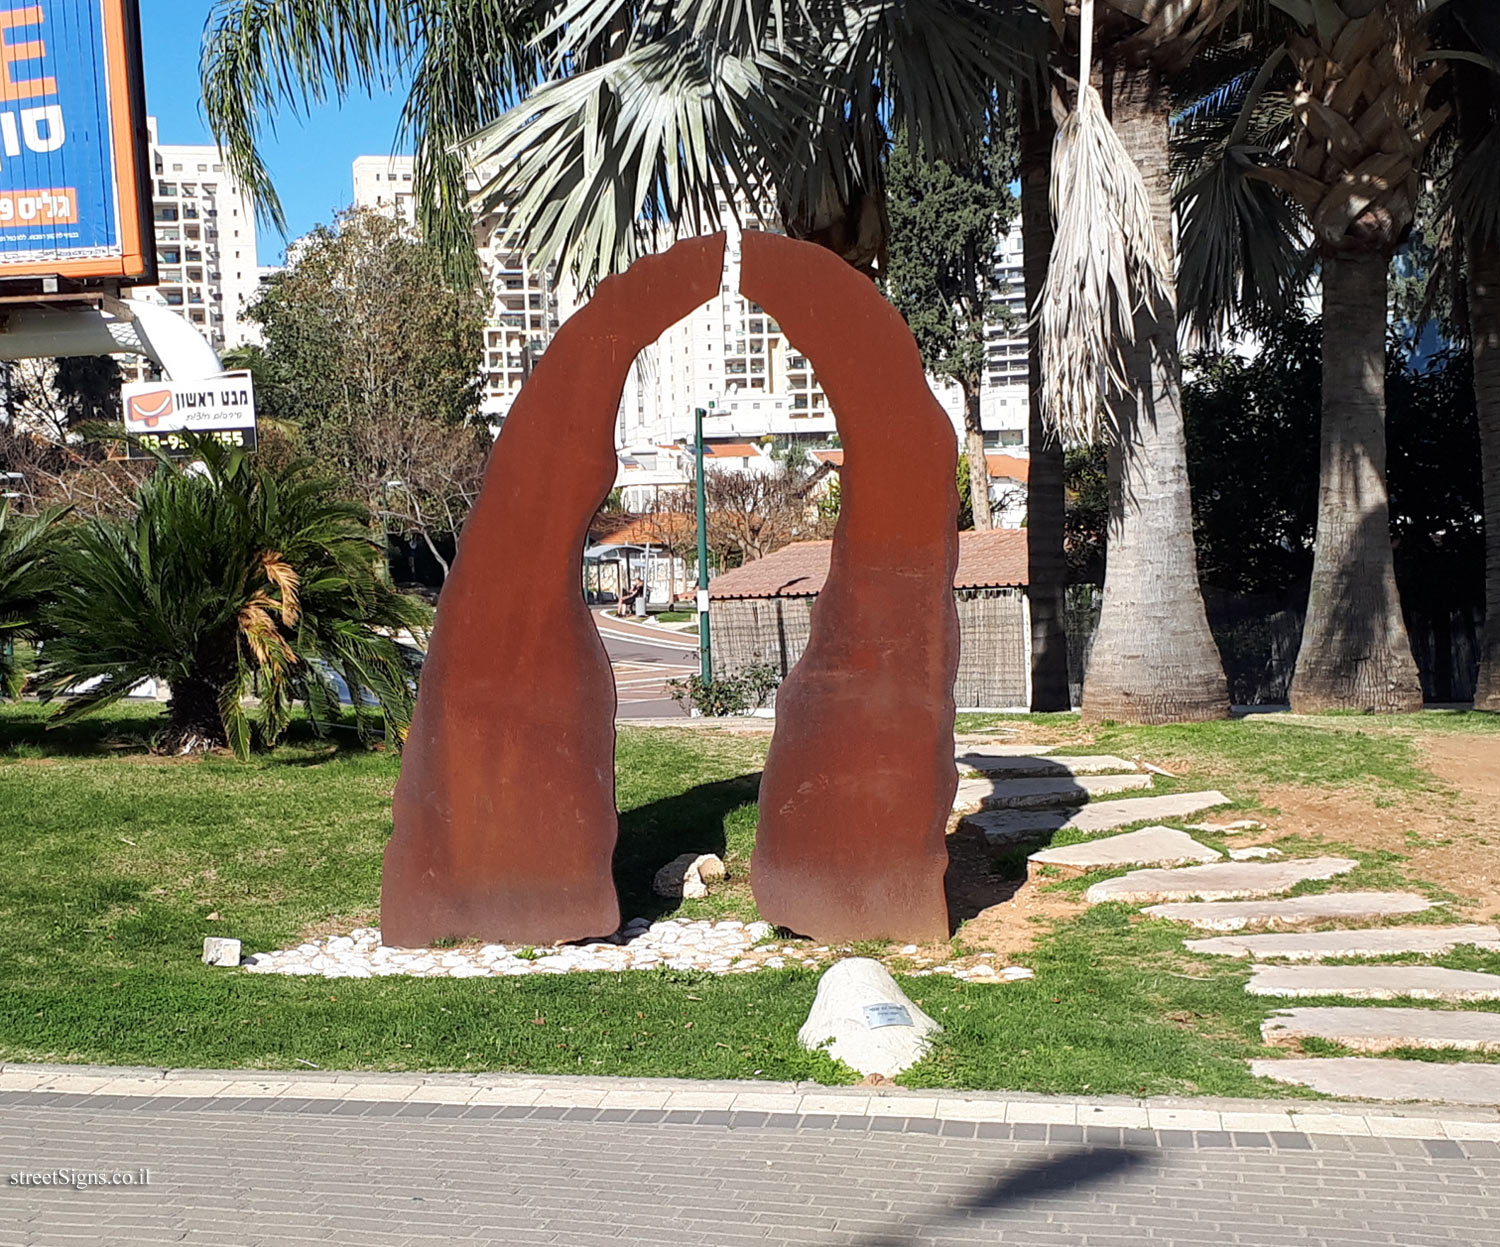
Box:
1250 732 1500 918
943 824 1084 960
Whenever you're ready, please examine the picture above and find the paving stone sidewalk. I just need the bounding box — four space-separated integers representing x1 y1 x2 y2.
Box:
3 1092 1499 1247
4 1068 1500 1246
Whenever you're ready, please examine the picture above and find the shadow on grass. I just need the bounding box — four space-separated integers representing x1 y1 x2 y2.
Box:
853 1148 1150 1246
615 772 763 919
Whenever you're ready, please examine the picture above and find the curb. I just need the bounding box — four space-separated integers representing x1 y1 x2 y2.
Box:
3 1063 1498 1147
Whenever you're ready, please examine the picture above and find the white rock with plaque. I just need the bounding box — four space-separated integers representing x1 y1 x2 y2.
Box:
798 958 941 1078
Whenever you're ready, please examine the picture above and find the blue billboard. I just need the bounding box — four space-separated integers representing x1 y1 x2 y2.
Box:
0 1 152 280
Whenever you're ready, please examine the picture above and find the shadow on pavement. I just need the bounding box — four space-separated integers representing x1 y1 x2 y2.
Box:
851 1147 1151 1247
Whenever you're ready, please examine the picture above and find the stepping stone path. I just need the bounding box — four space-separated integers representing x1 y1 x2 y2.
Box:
1246 964 1500 1002
952 742 1057 758
1027 827 1221 878
995 741 1500 1106
965 790 1233 844
1186 925 1500 961
1262 1007 1500 1054
953 771 1152 812
955 753 1138 778
1249 1057 1500 1105
1145 892 1439 931
1085 856 1357 905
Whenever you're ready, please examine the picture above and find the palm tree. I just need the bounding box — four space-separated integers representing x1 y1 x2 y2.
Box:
1034 0 1237 722
1442 6 1500 708
203 0 1240 723
33 438 429 756
1262 0 1447 712
1020 102 1071 710
1178 1 1470 710
0 498 66 697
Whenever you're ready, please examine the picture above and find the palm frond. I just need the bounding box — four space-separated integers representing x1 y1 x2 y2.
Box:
1038 81 1174 446
201 0 415 233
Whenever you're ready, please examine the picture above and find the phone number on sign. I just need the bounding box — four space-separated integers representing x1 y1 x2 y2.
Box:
126 429 258 458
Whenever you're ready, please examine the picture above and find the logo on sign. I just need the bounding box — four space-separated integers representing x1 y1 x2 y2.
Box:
125 388 174 429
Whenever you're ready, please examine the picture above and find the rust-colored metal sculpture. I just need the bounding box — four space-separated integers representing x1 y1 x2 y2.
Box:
743 232 960 943
382 229 958 947
382 234 725 947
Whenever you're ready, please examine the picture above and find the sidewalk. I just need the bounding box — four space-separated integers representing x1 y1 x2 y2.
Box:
2 1065 1497 1245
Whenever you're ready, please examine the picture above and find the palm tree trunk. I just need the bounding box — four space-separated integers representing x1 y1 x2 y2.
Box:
1021 106 1071 711
165 675 230 752
1289 252 1423 712
1470 238 1500 710
1080 67 1228 724
963 378 992 529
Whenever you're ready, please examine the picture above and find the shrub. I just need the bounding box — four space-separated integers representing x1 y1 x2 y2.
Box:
33 436 430 756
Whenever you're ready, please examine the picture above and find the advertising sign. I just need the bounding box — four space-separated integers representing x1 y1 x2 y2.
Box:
0 1 153 282
120 371 257 457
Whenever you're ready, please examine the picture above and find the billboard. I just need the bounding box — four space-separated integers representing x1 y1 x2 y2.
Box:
0 1 153 283
120 371 257 457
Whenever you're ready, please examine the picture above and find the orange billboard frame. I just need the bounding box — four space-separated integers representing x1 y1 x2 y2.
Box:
0 0 155 284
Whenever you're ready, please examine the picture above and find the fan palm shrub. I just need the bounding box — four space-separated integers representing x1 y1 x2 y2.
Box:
0 498 67 696
33 438 430 756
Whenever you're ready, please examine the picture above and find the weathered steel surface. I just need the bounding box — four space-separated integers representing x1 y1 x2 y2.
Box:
381 234 726 946
744 230 961 942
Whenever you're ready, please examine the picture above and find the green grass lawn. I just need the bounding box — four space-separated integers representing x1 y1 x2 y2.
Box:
0 700 1487 1094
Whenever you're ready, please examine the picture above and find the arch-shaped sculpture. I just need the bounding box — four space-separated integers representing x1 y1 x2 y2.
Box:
382 231 959 947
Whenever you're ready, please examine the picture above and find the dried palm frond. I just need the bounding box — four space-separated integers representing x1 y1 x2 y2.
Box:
238 592 299 670
1037 0 1175 446
259 550 301 626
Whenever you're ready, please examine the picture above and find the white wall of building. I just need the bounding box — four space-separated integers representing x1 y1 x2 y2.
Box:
125 119 261 366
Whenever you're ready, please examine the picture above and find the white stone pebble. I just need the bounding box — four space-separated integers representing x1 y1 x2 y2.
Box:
244 919 828 981
241 921 1040 984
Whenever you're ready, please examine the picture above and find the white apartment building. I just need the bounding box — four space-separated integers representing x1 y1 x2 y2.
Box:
124 119 261 372
351 155 417 225
981 222 1030 446
346 161 1034 500
624 212 1032 454
350 154 563 423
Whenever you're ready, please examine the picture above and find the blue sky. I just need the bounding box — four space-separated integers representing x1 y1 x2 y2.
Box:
139 0 411 265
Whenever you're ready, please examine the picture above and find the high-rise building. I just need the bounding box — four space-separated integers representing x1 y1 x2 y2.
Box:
981 221 1029 447
351 155 417 227
124 119 261 371
350 154 564 423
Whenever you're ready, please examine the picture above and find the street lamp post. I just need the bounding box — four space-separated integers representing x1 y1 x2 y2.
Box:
694 406 712 685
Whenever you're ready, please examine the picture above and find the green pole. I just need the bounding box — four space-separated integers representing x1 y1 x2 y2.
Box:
694 406 712 685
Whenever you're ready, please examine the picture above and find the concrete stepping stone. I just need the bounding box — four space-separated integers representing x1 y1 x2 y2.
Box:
1250 1057 1500 1105
1027 827 1220 878
1262 1007 1500 1054
1228 846 1282 861
1246 964 1500 1002
1086 856 1357 905
952 742 1056 757
964 790 1232 844
1144 892 1439 931
953 772 1153 812
955 753 1138 779
1187 925 1500 961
